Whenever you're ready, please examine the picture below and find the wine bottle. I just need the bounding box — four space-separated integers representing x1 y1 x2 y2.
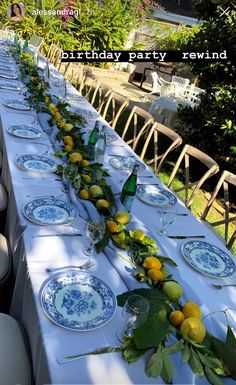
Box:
87 120 100 159
120 164 139 212
94 125 106 164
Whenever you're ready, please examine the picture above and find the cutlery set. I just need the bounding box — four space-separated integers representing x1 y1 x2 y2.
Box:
46 259 95 273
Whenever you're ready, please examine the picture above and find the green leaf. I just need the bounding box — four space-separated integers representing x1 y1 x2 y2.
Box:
163 339 185 354
206 332 236 379
188 346 204 376
158 256 177 267
96 229 110 253
146 346 163 378
198 351 224 370
122 338 147 364
205 366 225 385
160 350 174 383
182 342 190 364
226 326 236 349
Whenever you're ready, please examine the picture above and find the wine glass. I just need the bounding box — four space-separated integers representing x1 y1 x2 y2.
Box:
83 219 105 257
119 157 134 184
156 209 176 236
117 295 150 342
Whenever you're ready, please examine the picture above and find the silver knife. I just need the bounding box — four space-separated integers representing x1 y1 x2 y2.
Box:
168 235 205 239
32 233 82 238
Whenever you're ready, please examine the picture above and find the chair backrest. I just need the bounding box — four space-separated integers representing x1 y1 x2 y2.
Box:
133 122 183 174
151 72 162 90
81 71 101 106
96 83 113 114
100 91 129 130
201 170 236 249
160 82 176 98
167 144 219 208
183 85 203 107
172 76 190 87
121 106 154 148
28 34 43 50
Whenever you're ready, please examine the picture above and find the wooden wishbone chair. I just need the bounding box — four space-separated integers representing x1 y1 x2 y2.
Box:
133 122 183 174
96 83 113 114
201 170 236 250
80 71 101 106
100 91 129 130
166 144 219 209
121 106 154 148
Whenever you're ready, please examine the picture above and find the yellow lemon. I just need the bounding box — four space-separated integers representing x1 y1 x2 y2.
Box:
82 174 91 184
114 211 130 225
96 199 110 209
132 229 145 241
112 231 126 249
169 310 185 327
54 112 62 121
58 121 66 129
180 317 206 343
182 302 201 319
147 268 164 281
162 281 183 302
89 185 103 198
82 159 90 167
44 96 50 104
142 256 162 270
79 189 89 200
64 144 74 153
69 152 83 163
49 103 56 110
63 136 74 145
64 123 73 132
106 220 119 233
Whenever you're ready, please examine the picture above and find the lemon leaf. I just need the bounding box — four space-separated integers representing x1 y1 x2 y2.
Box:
182 342 190 363
160 350 174 383
146 346 163 378
188 346 204 376
226 326 236 349
205 367 225 385
163 339 185 354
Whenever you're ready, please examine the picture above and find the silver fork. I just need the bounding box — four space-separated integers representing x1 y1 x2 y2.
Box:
211 284 236 290
46 259 95 273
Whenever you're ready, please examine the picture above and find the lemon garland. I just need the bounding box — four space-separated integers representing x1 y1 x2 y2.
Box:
18 53 236 385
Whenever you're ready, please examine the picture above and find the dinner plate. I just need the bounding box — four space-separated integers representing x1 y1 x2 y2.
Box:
106 132 118 144
182 240 236 278
0 65 14 71
0 72 18 80
8 125 42 139
136 185 177 207
109 156 146 172
0 82 20 91
74 108 99 120
67 93 84 101
4 99 30 110
23 198 77 225
16 154 58 173
40 270 117 331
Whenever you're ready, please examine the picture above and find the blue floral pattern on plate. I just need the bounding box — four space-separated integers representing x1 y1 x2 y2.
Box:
4 99 30 110
16 154 58 173
136 185 177 207
40 271 117 331
106 133 117 144
8 125 42 139
109 156 146 172
23 198 77 225
182 240 236 278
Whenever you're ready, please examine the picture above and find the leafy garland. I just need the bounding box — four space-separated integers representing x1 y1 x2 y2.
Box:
16 50 236 385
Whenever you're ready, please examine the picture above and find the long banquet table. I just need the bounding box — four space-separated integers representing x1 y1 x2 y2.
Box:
0 43 235 385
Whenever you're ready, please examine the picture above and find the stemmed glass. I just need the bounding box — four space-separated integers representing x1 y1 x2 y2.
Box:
119 157 134 184
117 295 150 342
83 219 105 257
156 209 176 236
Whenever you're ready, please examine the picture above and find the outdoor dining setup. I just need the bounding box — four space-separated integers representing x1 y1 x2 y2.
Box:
0 33 235 385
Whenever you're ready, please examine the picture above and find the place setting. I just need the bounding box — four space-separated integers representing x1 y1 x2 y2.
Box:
0 72 18 80
0 82 21 91
15 154 58 174
7 124 42 139
3 99 31 110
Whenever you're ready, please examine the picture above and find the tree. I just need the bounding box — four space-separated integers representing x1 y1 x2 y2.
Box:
175 0 236 170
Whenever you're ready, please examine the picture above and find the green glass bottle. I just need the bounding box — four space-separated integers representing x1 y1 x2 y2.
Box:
23 40 28 52
120 164 139 212
87 120 100 159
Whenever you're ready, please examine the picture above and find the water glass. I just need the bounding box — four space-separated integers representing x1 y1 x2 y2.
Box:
117 295 150 342
83 220 105 257
156 209 176 236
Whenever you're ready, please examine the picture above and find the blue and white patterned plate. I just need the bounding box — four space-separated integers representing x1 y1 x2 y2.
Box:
136 185 177 207
0 72 18 80
23 198 77 226
8 125 42 139
4 99 30 110
182 240 236 278
16 154 58 173
0 82 20 91
74 108 99 120
106 133 118 144
109 156 146 172
40 271 117 331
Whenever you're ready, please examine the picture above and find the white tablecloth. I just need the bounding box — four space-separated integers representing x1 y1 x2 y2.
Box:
0 50 235 385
